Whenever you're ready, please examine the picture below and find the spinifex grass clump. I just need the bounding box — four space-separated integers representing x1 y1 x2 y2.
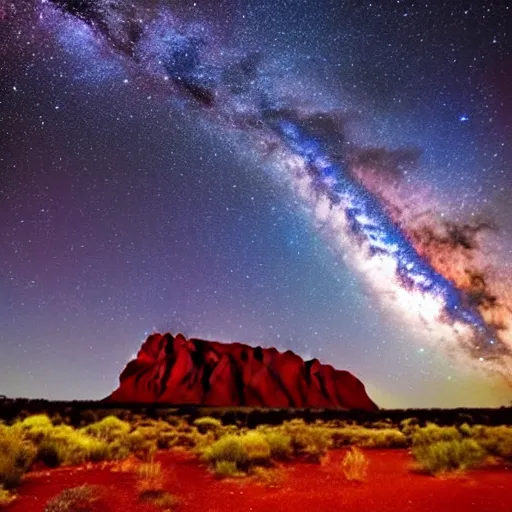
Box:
260 430 292 460
204 435 249 474
36 426 113 467
281 419 331 461
242 431 272 464
331 425 407 449
213 460 239 478
411 423 462 446
469 425 512 460
82 415 131 443
0 426 36 490
341 447 369 482
193 417 223 435
139 489 180 510
412 438 486 475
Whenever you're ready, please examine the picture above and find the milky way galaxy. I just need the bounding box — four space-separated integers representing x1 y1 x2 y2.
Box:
2 0 511 405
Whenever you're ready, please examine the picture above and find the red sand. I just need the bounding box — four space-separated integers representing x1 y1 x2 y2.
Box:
8 449 512 512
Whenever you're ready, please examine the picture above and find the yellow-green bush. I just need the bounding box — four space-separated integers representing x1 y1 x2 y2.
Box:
262 430 292 460
36 427 111 467
399 417 419 436
412 424 461 446
173 431 198 449
82 416 131 443
282 420 331 461
250 466 286 486
470 425 512 459
331 426 406 448
0 427 36 489
19 414 54 443
20 414 53 430
213 460 239 478
241 431 271 464
128 429 158 460
360 428 407 448
412 438 486 475
204 435 248 470
156 431 178 449
194 417 222 434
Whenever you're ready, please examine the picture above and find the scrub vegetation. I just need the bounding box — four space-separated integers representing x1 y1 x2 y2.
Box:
0 409 511 507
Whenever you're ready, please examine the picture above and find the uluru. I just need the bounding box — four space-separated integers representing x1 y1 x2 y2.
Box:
107 332 378 410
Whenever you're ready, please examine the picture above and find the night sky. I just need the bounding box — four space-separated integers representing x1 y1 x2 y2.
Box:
1 0 511 408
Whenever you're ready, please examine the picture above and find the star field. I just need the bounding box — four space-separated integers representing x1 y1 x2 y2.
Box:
1 0 511 407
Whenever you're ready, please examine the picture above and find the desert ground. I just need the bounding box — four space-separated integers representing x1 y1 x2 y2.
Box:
1 410 512 512
8 448 512 512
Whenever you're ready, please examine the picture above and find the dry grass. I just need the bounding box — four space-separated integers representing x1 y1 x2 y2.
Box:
342 447 369 482
136 457 164 492
412 439 486 475
250 466 287 487
213 460 240 478
139 489 179 510
43 485 101 512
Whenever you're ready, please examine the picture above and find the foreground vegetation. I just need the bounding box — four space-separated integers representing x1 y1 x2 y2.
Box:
1 411 511 506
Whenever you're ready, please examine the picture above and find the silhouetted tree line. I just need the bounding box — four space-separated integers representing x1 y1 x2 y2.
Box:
0 397 511 427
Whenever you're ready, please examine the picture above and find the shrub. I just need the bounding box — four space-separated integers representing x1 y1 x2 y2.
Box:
191 431 216 456
412 424 461 446
213 460 239 478
412 438 486 475
19 415 54 443
400 417 419 436
204 435 248 470
330 425 407 449
194 417 222 434
83 416 131 443
44 485 101 512
241 432 271 464
370 420 394 429
20 414 53 430
36 428 111 467
471 425 512 459
139 489 179 509
128 430 158 461
36 441 61 468
263 430 292 460
173 432 197 449
282 420 331 461
156 431 178 450
165 416 183 428
0 428 36 489
458 423 473 438
362 428 407 448
251 466 286 487
342 447 368 482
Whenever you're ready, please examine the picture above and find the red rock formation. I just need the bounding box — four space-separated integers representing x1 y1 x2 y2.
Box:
107 333 378 410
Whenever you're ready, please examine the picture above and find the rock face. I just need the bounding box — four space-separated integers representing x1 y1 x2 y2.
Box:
107 333 378 410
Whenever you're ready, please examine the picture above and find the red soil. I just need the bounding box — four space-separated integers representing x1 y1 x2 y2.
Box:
8 449 512 512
